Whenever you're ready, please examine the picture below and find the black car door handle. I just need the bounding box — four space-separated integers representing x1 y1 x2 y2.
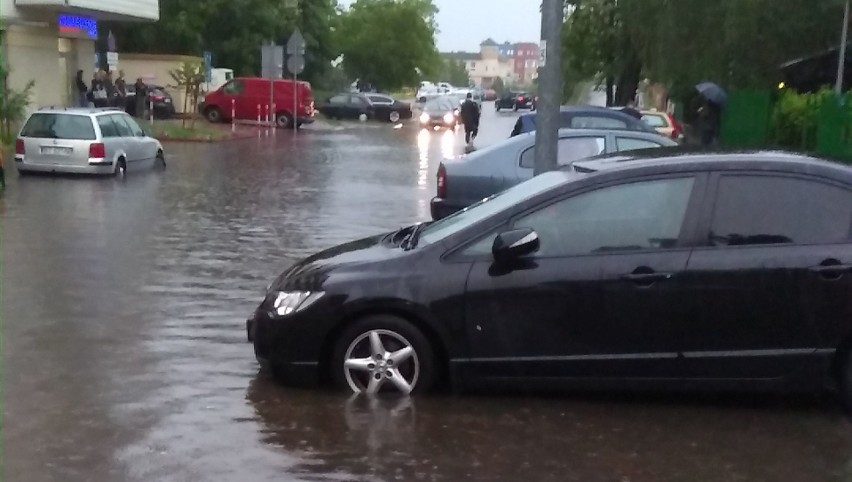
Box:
621 272 673 285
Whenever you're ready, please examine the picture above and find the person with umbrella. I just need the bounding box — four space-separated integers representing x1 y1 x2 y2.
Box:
695 82 726 146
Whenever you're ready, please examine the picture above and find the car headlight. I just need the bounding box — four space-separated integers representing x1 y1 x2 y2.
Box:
419 112 429 123
443 112 454 124
271 291 324 316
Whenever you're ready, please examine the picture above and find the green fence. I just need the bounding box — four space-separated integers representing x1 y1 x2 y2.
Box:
720 89 852 163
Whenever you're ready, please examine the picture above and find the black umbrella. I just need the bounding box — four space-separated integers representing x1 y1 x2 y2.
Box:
695 82 728 105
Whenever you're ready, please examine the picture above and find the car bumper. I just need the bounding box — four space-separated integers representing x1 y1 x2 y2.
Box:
15 158 114 175
297 115 315 125
430 196 464 220
247 302 334 387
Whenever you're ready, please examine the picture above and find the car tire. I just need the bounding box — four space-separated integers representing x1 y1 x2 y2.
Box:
495 104 501 112
205 106 222 123
388 110 400 123
276 112 293 129
156 150 166 169
513 104 519 112
841 349 852 413
419 97 427 103
331 315 436 396
113 158 127 178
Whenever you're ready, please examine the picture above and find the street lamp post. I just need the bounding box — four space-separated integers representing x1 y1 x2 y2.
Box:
534 0 563 175
836 0 850 96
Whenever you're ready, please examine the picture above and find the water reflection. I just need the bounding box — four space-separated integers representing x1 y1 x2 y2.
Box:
441 129 455 159
417 129 430 190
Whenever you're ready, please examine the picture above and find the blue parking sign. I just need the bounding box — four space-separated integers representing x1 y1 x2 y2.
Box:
203 51 212 83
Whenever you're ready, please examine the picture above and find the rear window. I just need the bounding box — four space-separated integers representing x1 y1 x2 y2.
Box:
570 115 628 129
21 113 96 140
642 114 668 127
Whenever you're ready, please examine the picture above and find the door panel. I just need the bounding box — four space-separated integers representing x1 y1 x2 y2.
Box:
680 173 852 379
463 175 702 380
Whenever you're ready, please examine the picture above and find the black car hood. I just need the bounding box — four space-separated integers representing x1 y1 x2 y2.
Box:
270 233 395 291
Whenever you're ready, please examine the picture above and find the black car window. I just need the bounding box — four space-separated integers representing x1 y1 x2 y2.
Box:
349 95 368 106
616 137 664 151
519 136 606 168
329 95 347 104
709 175 852 246
369 95 392 104
223 80 244 95
117 114 145 137
97 115 120 138
570 115 628 129
513 177 695 257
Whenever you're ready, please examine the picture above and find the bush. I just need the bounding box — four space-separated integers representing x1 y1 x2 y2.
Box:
770 88 834 150
0 67 35 142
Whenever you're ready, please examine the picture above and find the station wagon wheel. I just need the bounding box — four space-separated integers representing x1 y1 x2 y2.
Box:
388 110 400 123
156 151 166 169
113 158 127 178
332 316 435 396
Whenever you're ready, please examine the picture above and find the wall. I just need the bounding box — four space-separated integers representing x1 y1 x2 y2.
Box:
5 25 64 110
119 53 203 113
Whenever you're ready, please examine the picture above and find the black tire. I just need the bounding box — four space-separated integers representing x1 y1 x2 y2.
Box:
276 112 293 129
495 104 501 112
156 151 166 169
331 315 436 395
513 103 519 112
388 110 400 123
113 158 127 178
841 350 852 413
205 106 222 123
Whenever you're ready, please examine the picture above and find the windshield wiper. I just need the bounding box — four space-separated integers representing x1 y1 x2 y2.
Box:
402 222 428 250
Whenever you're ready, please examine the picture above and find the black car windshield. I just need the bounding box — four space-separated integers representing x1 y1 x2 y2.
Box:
423 98 456 112
418 171 568 246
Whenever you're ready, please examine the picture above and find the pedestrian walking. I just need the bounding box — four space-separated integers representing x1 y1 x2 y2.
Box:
460 92 481 146
74 70 88 107
698 100 720 146
104 70 116 107
621 100 642 119
90 71 109 108
134 77 149 119
114 70 127 110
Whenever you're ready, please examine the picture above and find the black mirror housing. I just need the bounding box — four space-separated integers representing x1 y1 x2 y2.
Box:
492 228 539 263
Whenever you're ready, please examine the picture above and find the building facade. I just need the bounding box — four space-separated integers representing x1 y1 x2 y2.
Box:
512 42 539 85
1 0 159 111
450 38 539 89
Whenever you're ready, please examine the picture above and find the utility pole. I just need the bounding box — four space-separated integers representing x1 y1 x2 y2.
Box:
534 0 563 175
836 0 850 96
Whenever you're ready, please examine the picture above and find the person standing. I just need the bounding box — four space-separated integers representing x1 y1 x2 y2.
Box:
134 77 149 119
74 70 88 107
460 92 481 146
104 70 116 107
114 70 127 110
90 71 108 108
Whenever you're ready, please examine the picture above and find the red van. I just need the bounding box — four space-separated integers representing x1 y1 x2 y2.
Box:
201 77 314 128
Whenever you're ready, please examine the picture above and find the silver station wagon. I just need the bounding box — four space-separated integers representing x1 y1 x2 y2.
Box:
14 108 165 176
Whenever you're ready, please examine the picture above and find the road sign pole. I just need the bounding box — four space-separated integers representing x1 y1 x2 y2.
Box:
534 0 563 175
836 0 850 96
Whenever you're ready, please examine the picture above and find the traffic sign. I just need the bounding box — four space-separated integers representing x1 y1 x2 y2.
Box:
203 51 212 83
539 40 547 68
286 55 305 75
261 44 284 79
106 51 119 68
286 29 306 55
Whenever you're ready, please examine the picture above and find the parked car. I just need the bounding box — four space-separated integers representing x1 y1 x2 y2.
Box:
247 151 852 403
431 129 677 220
449 91 483 110
641 110 683 141
14 107 165 176
317 93 374 120
418 97 459 129
416 86 450 103
363 94 414 122
496 91 535 111
124 85 176 119
200 77 315 128
511 106 658 137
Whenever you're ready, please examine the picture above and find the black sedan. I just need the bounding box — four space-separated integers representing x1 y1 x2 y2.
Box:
247 151 852 406
495 91 535 112
418 97 459 129
124 85 176 119
364 93 413 123
318 93 412 123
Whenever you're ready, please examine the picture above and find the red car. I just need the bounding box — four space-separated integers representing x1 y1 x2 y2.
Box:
201 77 314 129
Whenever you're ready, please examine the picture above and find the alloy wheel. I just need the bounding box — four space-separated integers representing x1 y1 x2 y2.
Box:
389 111 400 123
343 329 419 395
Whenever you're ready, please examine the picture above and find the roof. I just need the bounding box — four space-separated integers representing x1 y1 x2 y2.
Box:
572 149 852 180
480 38 498 47
35 107 125 115
444 52 480 61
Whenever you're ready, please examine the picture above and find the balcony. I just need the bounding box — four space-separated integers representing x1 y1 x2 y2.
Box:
15 0 159 21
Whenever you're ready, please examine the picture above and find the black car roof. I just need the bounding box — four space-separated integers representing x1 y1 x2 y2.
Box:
573 148 852 181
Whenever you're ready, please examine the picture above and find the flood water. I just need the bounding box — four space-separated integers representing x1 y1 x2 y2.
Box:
3 107 852 482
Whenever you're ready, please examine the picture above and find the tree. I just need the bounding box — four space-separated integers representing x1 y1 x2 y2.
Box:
439 57 470 86
336 0 440 91
168 61 205 128
492 76 505 94
0 65 34 143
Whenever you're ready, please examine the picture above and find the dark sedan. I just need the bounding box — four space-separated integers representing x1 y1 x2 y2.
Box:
364 93 413 123
418 97 459 129
431 128 677 220
246 151 852 406
511 105 657 137
496 91 535 112
317 93 373 120
124 85 176 119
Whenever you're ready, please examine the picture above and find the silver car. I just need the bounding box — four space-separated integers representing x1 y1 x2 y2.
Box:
15 108 165 176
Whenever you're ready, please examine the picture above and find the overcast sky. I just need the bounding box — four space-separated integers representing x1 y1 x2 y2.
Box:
337 0 541 52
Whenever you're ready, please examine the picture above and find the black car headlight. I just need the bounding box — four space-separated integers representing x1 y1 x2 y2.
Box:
271 291 324 316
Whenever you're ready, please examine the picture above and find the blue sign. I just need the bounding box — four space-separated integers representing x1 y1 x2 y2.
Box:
58 14 98 40
203 51 212 83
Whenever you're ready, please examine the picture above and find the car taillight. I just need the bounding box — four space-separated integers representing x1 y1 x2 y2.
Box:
518 96 525 101
437 164 447 198
15 138 25 155
151 95 165 101
89 142 106 158
668 114 682 138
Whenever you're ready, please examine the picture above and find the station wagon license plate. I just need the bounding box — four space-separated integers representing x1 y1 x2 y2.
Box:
40 146 72 156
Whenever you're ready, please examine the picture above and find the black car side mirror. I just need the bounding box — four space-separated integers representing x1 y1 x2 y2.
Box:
492 228 539 264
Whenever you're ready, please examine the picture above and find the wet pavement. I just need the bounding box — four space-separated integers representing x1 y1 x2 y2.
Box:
3 105 852 482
